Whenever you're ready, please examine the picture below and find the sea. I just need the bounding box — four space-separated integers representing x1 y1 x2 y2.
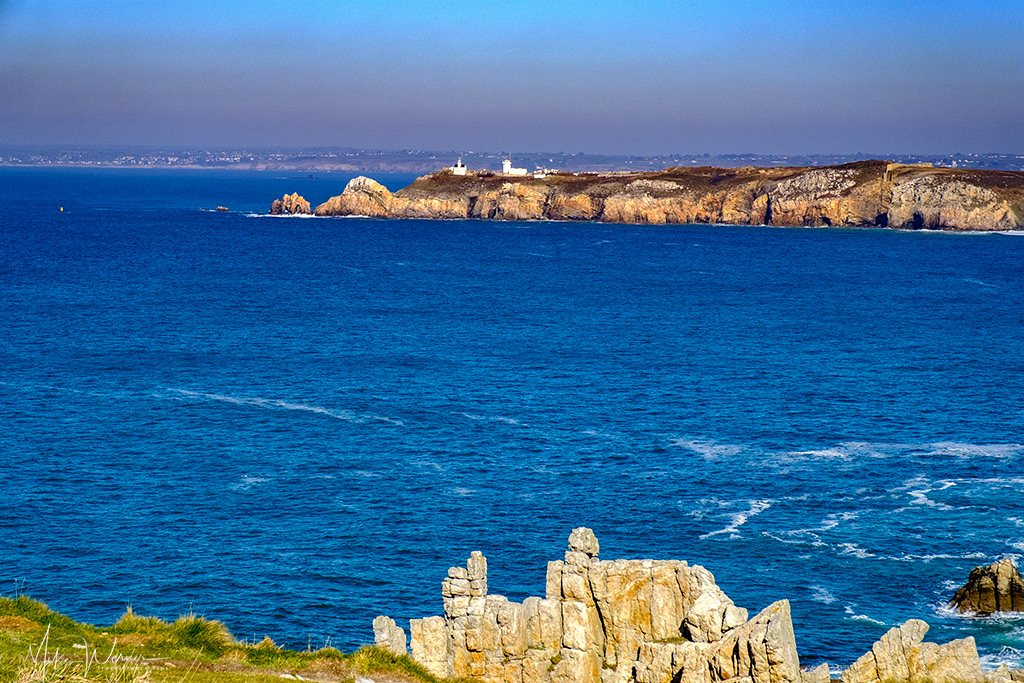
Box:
1 167 1022 671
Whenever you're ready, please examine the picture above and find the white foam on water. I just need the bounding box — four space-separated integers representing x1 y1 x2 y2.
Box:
246 213 320 219
923 442 1024 459
671 438 742 459
811 585 837 605
413 460 443 472
451 487 475 497
838 542 875 559
980 647 1024 669
962 278 999 288
461 412 528 427
700 499 772 539
1009 517 1024 527
165 388 402 426
232 475 269 492
884 551 988 562
844 605 886 626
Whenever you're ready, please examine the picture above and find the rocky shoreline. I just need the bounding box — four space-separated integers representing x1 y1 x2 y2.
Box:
372 529 1023 683
270 161 1024 231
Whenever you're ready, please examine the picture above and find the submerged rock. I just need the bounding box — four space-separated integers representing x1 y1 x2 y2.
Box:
950 558 1024 614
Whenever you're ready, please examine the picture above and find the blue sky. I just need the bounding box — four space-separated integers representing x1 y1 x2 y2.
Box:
1 0 1022 154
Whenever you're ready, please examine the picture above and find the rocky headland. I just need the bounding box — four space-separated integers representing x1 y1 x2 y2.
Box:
270 161 1024 231
373 529 1023 683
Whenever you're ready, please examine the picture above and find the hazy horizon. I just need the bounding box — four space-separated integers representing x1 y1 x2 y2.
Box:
2 1 1022 156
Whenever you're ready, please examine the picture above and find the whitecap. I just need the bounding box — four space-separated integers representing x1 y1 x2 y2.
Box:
962 278 999 288
980 647 1024 669
838 543 875 559
232 475 269 492
461 412 527 426
700 500 772 539
811 586 837 605
844 605 886 626
164 388 402 426
923 442 1024 459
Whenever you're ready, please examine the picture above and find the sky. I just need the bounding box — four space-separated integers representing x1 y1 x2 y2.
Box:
1 0 1022 155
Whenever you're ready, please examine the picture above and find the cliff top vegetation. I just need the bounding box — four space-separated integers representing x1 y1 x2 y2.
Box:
0 596 455 683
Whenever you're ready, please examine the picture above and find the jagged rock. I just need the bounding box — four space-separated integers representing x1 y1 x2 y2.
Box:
802 663 830 683
409 615 450 678
395 529 1015 683
314 176 393 217
951 559 1024 614
371 615 407 656
985 663 1012 683
568 527 600 557
1009 668 1024 682
269 192 311 215
840 620 984 683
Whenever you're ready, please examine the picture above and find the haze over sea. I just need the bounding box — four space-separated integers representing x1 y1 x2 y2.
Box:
1 168 1022 671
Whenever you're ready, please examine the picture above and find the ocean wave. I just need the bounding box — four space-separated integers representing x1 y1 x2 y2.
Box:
700 499 772 539
232 475 269 492
245 212 320 218
980 647 1024 669
811 585 837 605
671 438 742 459
844 605 886 626
838 543 875 559
461 412 528 427
922 442 1024 459
165 388 402 426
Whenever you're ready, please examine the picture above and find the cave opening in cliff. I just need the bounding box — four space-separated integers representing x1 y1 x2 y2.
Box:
912 212 925 229
763 195 773 225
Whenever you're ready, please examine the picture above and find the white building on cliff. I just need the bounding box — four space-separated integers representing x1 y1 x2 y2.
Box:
502 158 528 176
449 158 467 175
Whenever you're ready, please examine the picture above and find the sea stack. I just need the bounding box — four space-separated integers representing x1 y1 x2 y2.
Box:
950 558 1024 614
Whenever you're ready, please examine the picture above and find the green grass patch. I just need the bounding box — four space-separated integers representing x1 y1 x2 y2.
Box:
0 596 450 683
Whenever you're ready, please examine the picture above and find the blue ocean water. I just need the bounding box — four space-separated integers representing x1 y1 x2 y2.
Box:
1 167 1023 670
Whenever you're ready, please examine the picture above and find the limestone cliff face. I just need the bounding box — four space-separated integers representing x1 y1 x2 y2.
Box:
295 161 1024 231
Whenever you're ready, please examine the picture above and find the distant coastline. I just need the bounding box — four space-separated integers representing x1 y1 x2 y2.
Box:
271 160 1024 232
2 146 1023 173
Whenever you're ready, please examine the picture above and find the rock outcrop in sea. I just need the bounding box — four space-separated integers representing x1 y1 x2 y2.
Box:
373 528 1015 683
269 192 311 215
293 161 1024 231
950 559 1024 614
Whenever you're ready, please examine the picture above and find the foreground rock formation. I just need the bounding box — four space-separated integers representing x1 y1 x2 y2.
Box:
951 559 1024 614
292 161 1024 231
374 529 1015 683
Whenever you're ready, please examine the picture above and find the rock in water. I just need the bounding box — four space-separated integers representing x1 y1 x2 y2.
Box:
950 558 1024 614
269 192 311 215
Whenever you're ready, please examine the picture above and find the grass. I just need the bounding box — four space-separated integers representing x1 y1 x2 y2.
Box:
0 596 452 683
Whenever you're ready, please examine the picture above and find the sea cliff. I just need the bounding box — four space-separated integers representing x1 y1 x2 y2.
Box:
272 161 1024 231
